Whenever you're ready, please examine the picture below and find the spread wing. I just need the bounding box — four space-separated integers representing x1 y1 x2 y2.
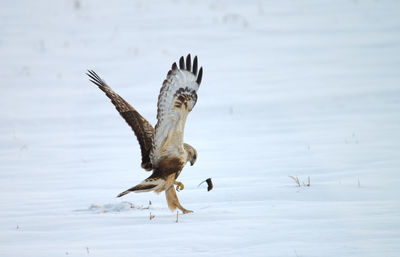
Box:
150 54 203 166
86 70 154 171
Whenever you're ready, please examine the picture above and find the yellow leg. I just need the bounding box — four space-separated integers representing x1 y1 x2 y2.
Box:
165 186 193 214
174 181 184 191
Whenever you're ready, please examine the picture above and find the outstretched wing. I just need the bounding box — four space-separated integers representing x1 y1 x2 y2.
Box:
86 70 154 171
150 54 203 166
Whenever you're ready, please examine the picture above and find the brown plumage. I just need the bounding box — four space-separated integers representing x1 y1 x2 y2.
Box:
87 54 203 214
87 70 154 171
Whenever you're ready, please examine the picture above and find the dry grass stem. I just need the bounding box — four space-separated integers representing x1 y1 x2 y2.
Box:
289 176 301 187
289 176 310 187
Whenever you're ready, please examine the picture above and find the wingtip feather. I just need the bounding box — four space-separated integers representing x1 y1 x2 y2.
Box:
196 67 203 85
186 54 191 71
193 56 198 76
179 56 185 69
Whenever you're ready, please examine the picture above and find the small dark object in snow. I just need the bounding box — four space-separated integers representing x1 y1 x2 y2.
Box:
198 178 213 191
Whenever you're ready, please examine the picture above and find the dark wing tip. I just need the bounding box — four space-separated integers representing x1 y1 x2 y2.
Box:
168 55 203 84
86 69 106 87
86 69 97 79
179 56 185 69
193 56 198 76
186 54 191 71
196 67 203 85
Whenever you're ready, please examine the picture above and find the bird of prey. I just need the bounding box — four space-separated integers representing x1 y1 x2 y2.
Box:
87 54 203 214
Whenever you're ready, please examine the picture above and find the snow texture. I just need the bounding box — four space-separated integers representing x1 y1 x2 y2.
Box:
1 0 400 256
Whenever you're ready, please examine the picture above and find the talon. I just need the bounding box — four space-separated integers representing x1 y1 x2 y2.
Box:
175 181 184 191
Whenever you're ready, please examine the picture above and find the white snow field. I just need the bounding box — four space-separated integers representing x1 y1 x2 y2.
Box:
1 0 400 256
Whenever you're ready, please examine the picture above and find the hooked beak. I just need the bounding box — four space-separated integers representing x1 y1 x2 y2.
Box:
190 154 196 166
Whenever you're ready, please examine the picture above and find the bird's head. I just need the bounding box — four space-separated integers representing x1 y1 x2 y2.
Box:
184 143 197 166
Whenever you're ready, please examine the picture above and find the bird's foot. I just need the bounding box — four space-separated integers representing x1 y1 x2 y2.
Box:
182 209 193 214
175 181 184 191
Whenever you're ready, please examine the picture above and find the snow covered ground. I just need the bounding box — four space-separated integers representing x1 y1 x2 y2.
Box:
1 0 400 256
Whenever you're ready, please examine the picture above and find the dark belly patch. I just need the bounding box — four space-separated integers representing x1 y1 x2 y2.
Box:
152 157 185 179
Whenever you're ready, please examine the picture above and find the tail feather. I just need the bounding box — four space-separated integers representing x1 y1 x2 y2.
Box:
116 178 164 197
